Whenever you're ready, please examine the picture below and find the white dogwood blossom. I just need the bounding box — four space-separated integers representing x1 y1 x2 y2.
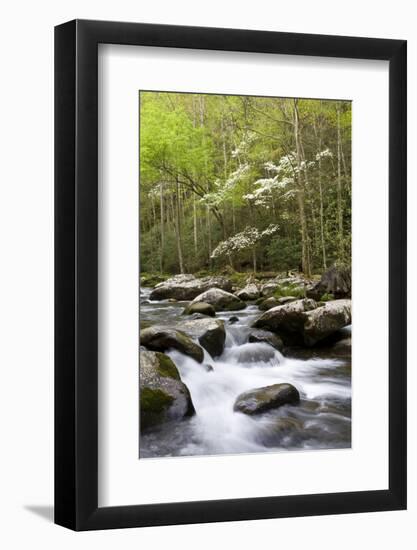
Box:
201 163 250 207
211 224 279 259
244 149 332 206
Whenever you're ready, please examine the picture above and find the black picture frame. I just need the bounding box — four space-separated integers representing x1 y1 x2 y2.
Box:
55 19 407 531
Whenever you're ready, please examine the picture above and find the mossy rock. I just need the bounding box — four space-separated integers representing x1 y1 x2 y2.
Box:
140 387 173 414
155 352 181 379
140 350 195 431
140 326 204 363
140 272 171 288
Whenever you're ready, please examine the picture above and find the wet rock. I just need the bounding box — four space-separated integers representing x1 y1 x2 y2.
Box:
235 283 260 301
140 326 204 363
330 337 352 356
258 297 280 311
183 301 216 317
177 318 226 358
234 383 300 415
248 329 284 351
260 281 281 296
277 296 297 305
253 298 318 333
203 363 214 372
189 288 246 312
225 342 279 364
306 265 351 300
149 274 232 301
303 300 351 346
228 316 239 324
140 350 195 431
253 298 351 346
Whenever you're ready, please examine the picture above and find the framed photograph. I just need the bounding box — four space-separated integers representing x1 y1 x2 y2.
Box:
55 19 407 530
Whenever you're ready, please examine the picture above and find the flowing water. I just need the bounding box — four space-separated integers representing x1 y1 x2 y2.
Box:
140 289 351 458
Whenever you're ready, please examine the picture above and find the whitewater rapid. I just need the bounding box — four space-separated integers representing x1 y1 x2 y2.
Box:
140 291 351 458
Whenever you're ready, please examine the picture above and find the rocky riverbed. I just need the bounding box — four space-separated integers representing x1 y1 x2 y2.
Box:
139 272 352 458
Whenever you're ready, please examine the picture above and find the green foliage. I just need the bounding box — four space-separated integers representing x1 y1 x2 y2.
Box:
273 284 305 299
140 272 171 287
139 92 352 277
320 292 335 302
266 237 301 272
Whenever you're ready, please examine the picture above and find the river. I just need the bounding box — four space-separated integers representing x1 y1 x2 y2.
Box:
139 288 351 458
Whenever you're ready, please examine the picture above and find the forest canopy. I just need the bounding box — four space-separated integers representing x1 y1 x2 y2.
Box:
139 91 351 278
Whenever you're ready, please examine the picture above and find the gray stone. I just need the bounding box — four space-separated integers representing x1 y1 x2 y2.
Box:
253 298 351 346
307 265 351 300
149 274 232 301
183 301 216 317
189 288 246 312
235 283 260 301
177 318 226 358
140 326 204 363
234 383 300 415
248 329 284 351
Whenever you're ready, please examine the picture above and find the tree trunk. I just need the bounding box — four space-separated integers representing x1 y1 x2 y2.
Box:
159 182 164 274
313 115 327 270
193 194 198 260
174 178 184 274
206 204 212 269
336 102 344 258
293 99 311 277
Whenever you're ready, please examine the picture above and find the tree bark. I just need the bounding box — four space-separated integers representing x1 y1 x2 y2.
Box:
174 178 184 273
336 102 344 258
193 194 198 260
206 204 212 269
313 114 327 270
293 99 311 277
159 182 164 273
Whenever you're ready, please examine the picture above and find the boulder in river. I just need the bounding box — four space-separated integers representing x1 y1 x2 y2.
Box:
177 318 226 358
226 342 279 365
140 350 195 431
306 265 351 300
277 296 298 305
248 329 284 351
258 296 280 311
183 301 216 317
253 298 351 346
259 281 281 296
234 383 300 415
235 283 260 301
189 288 246 312
303 299 352 346
140 326 204 363
149 274 232 301
254 298 317 332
